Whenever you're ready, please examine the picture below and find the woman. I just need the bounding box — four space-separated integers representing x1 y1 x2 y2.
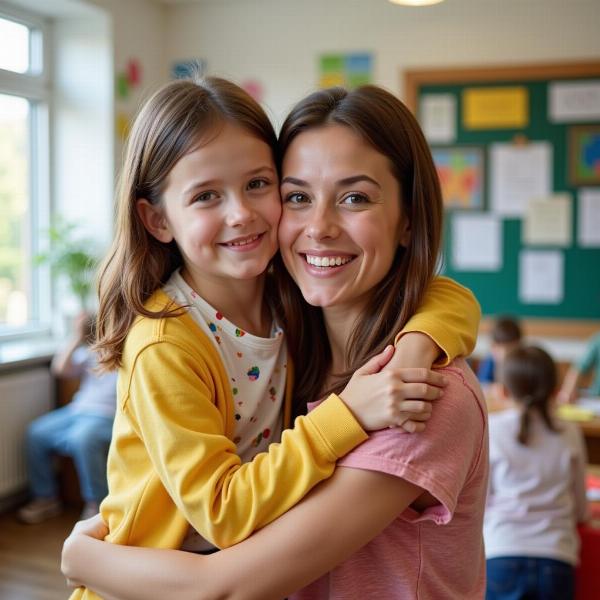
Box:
62 85 487 599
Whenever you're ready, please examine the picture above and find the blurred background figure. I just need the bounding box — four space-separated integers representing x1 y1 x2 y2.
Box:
558 331 600 405
477 315 522 385
18 313 117 524
484 345 588 600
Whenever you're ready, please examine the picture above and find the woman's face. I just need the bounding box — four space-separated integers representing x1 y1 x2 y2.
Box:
278 124 410 312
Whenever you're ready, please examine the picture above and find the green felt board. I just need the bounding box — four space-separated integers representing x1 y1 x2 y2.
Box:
419 80 600 319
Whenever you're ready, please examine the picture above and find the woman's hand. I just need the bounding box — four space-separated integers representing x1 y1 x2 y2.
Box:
62 513 108 588
339 345 446 432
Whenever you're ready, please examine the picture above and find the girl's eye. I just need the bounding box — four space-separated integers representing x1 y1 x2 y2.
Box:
193 191 218 204
341 193 369 205
248 178 269 190
284 192 309 205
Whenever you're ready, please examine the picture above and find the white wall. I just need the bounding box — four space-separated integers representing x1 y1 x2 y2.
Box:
165 0 600 127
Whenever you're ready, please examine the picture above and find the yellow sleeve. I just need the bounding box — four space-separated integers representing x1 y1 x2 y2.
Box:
125 340 367 549
395 276 481 366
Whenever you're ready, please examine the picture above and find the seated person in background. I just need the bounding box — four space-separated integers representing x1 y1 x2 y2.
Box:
18 313 117 524
484 345 588 600
477 315 522 384
558 331 600 404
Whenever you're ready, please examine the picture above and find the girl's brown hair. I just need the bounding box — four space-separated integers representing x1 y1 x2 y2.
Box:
95 77 278 371
273 85 443 414
502 346 560 445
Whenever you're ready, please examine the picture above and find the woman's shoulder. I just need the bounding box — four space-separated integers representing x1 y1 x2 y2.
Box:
437 358 486 413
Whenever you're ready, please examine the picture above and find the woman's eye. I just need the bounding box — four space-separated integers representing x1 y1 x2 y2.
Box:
284 192 309 205
193 191 218 203
341 193 369 205
248 178 269 190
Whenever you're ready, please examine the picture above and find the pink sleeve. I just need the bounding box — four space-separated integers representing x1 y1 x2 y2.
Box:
339 365 486 525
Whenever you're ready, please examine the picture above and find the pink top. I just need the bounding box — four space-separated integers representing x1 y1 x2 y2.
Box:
292 359 488 600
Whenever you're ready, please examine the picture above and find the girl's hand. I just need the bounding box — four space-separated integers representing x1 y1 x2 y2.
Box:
62 513 108 588
339 346 446 432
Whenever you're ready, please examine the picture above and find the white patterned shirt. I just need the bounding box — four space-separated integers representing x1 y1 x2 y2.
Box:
163 269 286 551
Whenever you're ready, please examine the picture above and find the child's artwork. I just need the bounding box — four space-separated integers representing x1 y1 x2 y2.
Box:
172 59 207 80
569 125 600 185
432 146 484 209
318 53 372 89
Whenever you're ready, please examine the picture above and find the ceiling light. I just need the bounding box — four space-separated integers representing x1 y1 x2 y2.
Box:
389 0 445 6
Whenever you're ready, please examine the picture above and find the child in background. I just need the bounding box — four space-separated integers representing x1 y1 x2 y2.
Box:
69 76 479 599
18 313 117 524
558 331 600 404
484 346 588 600
477 315 522 384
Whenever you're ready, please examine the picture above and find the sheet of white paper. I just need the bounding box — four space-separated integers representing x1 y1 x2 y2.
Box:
578 188 600 248
490 142 552 217
519 250 564 304
452 213 502 271
549 80 600 122
523 193 572 246
420 94 456 143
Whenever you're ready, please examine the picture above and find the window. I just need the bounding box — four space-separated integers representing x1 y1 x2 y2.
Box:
0 6 50 337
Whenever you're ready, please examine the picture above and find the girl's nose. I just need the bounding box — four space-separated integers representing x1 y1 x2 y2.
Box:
226 194 256 227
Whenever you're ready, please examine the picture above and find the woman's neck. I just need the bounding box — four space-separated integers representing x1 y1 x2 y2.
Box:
322 303 364 373
181 267 270 337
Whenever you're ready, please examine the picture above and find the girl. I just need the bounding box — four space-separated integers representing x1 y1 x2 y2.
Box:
485 346 588 600
63 84 487 600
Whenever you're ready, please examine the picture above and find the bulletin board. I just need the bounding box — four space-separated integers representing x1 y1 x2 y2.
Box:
404 62 600 333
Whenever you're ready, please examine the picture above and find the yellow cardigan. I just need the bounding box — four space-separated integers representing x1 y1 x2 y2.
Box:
71 276 479 600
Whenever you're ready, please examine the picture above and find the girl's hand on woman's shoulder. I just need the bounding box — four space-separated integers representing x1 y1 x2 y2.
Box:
339 345 447 432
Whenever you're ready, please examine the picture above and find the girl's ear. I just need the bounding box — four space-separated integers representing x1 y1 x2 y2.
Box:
136 199 173 243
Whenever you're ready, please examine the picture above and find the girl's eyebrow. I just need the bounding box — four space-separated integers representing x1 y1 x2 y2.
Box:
281 174 380 188
183 166 276 195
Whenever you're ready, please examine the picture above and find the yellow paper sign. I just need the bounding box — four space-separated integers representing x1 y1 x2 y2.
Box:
463 87 528 129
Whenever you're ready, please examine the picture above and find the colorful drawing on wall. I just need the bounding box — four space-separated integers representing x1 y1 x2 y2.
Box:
116 58 142 100
432 146 484 209
172 59 207 80
569 125 600 185
115 112 131 140
318 53 372 89
241 79 264 103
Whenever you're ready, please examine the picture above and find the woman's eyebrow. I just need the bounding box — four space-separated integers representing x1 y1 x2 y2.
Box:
337 175 381 188
281 176 308 186
281 174 380 188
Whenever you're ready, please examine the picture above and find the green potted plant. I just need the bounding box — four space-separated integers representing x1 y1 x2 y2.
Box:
35 219 98 311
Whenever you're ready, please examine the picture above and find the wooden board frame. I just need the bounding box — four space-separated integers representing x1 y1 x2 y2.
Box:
404 61 600 339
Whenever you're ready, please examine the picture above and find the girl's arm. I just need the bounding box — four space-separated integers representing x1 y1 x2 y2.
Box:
64 468 424 600
397 276 481 366
118 340 444 549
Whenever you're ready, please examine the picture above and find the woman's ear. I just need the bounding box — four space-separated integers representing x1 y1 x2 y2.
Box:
397 216 411 248
136 199 173 243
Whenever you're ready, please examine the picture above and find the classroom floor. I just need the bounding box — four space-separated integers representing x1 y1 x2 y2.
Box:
0 506 80 600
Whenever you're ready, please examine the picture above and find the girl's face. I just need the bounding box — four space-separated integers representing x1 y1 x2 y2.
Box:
279 124 410 312
139 122 281 292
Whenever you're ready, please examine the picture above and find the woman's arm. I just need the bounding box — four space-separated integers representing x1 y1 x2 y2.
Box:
64 468 423 600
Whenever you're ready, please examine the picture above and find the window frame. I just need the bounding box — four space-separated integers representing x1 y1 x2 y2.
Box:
0 3 52 341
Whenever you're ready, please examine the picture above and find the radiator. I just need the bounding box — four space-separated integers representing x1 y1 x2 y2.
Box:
0 368 53 498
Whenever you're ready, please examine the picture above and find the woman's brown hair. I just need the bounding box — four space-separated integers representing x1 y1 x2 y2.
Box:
273 85 443 415
95 77 278 371
502 346 560 445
